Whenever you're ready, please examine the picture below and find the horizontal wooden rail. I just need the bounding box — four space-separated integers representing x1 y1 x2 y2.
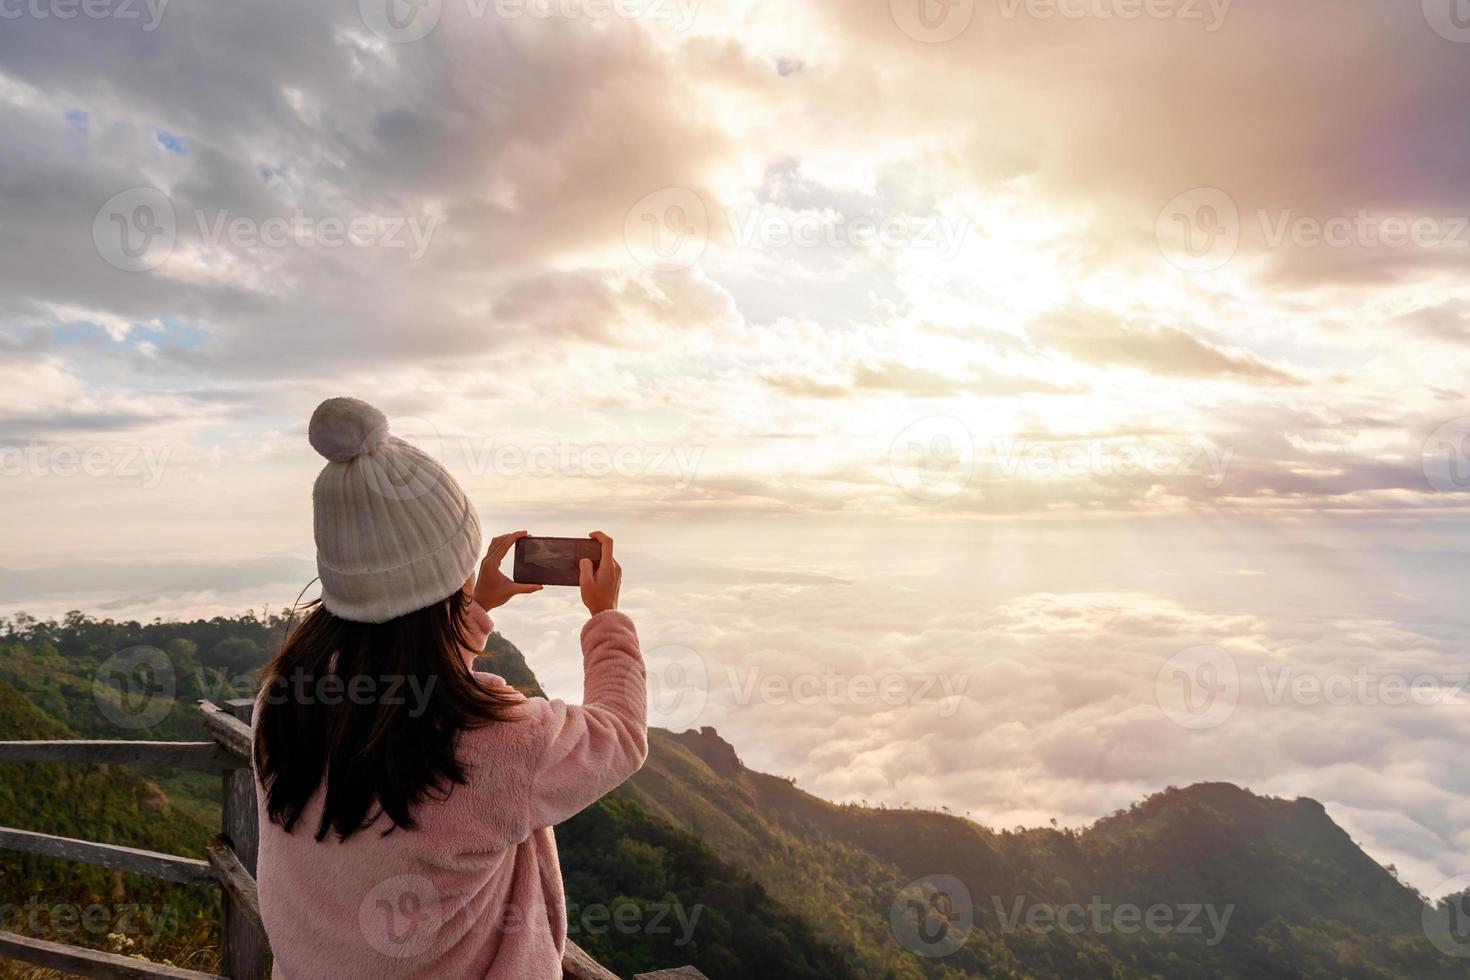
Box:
198 700 252 761
0 717 678 980
0 930 227 980
0 827 215 887
0 739 240 770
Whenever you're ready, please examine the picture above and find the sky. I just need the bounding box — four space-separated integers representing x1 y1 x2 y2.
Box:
1 0 1469 899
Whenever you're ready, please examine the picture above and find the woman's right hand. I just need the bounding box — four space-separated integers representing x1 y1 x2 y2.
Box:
579 531 621 616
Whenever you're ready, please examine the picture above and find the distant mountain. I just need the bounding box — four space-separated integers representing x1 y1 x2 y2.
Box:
610 725 1468 979
478 655 1469 979
2 611 1467 979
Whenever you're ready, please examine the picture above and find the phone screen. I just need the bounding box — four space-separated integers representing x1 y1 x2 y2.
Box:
512 536 601 587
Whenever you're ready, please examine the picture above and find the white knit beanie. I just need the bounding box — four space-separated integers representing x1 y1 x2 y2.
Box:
307 397 482 624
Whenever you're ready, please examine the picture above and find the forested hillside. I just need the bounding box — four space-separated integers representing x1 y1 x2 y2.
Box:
1 612 1465 979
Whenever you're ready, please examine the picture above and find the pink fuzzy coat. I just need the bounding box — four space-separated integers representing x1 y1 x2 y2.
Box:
253 608 648 979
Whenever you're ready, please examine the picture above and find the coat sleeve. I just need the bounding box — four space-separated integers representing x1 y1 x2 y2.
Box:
526 611 649 829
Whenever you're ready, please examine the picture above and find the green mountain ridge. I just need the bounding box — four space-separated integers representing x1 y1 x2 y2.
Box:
623 725 1462 978
1 611 1466 979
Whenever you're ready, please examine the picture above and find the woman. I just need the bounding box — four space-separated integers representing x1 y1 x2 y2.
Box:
252 396 647 979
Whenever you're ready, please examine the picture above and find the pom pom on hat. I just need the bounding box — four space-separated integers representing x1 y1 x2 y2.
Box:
309 397 390 463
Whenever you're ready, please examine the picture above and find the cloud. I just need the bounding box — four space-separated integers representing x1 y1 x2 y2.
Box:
585 582 1470 899
1029 307 1298 382
763 360 1086 399
1 0 1469 902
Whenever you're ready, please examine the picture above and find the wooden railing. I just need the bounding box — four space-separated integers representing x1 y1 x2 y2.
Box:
0 699 704 980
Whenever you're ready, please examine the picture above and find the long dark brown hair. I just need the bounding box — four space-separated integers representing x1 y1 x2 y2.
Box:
254 590 522 841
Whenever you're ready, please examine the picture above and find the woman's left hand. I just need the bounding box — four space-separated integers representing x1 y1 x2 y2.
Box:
470 531 543 610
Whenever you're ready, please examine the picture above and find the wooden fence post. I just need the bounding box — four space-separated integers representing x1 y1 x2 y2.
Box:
218 699 267 980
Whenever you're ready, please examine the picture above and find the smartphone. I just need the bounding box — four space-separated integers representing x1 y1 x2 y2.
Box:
512 536 601 587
